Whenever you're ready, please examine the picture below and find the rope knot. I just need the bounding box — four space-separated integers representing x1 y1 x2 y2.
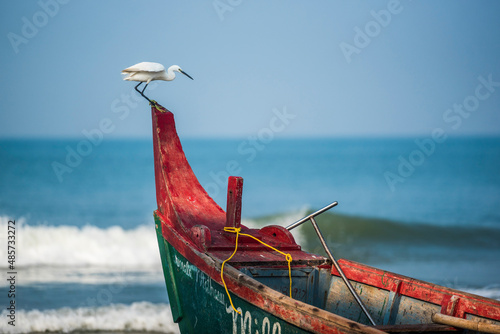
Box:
224 227 241 233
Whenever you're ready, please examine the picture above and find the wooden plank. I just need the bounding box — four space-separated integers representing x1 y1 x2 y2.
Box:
440 295 459 316
375 323 458 333
225 176 243 229
432 313 500 334
384 280 402 325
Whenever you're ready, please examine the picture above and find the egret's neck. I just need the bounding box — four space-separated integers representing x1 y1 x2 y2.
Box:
164 66 177 81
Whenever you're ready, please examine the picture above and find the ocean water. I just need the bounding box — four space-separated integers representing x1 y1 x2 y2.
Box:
0 136 499 333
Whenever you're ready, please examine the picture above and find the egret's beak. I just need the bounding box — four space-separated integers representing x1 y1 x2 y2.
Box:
179 70 194 80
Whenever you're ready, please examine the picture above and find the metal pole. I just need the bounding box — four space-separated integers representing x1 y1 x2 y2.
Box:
285 202 338 231
308 216 376 326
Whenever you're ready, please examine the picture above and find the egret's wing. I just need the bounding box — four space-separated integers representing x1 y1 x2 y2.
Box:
121 62 165 73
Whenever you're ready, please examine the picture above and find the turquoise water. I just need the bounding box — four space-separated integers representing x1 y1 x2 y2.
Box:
0 137 499 332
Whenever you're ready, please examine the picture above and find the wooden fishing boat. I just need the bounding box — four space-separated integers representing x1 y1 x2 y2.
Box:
151 104 500 334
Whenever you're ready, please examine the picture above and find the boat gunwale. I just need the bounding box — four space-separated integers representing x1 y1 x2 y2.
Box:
329 259 500 321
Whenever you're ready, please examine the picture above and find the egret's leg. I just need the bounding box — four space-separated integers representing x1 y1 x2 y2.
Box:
134 82 153 104
134 82 143 93
141 83 149 94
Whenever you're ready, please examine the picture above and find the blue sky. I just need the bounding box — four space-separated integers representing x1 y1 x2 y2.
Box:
1 1 499 138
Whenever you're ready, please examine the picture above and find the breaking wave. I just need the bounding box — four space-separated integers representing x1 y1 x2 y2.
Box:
0 216 163 285
243 210 500 263
0 217 160 269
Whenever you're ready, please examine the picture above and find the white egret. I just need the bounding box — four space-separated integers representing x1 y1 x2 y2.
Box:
122 62 194 103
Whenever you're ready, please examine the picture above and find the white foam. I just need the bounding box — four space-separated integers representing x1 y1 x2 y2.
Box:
0 302 179 334
0 216 160 268
0 216 164 284
462 285 500 301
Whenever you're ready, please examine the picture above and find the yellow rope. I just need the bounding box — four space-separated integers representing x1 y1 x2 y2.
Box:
221 227 293 315
220 227 241 314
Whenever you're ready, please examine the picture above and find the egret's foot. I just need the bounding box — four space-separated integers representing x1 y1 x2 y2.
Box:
149 100 164 113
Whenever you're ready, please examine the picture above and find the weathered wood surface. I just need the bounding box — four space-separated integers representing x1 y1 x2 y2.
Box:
329 260 500 326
